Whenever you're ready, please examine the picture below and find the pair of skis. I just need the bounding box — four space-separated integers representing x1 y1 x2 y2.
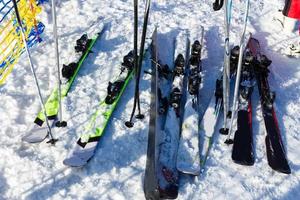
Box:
146 29 204 199
231 37 291 174
22 28 105 143
63 38 153 167
64 0 152 167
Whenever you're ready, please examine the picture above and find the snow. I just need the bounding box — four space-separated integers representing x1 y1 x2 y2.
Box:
0 0 300 199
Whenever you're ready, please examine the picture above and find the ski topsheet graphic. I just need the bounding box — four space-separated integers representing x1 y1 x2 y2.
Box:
23 25 106 143
63 39 152 167
176 26 204 175
157 30 189 199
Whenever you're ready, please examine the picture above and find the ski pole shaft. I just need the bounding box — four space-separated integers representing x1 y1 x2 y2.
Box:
226 0 250 142
136 0 151 115
126 0 139 127
12 0 55 141
220 0 232 134
51 0 64 125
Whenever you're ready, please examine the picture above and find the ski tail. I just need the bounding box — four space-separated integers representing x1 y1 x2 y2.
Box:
144 27 160 200
232 107 254 165
231 40 256 166
265 110 291 174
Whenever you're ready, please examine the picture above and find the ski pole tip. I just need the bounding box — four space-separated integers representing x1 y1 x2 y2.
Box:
125 121 134 128
46 138 59 145
136 114 145 119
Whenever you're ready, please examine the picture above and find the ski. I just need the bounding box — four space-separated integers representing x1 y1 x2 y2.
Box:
199 45 239 170
144 28 175 200
144 27 160 200
231 47 255 165
176 26 204 175
249 37 291 174
157 31 189 199
22 26 105 143
63 39 152 167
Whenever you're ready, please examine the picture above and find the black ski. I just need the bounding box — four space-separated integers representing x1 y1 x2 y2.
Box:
232 46 255 165
144 28 160 200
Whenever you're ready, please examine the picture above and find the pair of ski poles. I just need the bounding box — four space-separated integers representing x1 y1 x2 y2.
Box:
12 0 65 144
126 0 151 128
213 0 250 143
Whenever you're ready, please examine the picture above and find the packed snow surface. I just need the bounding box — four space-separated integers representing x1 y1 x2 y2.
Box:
0 0 299 199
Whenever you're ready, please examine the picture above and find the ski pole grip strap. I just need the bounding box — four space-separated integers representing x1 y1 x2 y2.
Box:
12 0 22 26
213 0 224 11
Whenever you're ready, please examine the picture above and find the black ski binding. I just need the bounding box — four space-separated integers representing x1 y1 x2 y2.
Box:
62 62 78 79
170 88 182 109
215 79 223 100
190 40 201 66
158 64 171 79
159 97 169 114
191 40 201 56
262 91 276 108
219 128 229 135
188 68 201 95
173 54 185 76
105 80 125 104
230 45 240 68
121 51 134 72
158 88 168 114
75 34 91 53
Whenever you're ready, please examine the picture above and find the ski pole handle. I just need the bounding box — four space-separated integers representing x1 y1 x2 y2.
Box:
12 0 22 26
213 0 224 11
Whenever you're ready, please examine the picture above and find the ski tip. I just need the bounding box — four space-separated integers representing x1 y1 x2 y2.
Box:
22 134 46 143
232 159 255 166
63 156 87 167
125 121 134 128
271 164 291 174
22 130 48 143
278 167 291 175
177 168 200 176
177 163 200 176
224 139 234 145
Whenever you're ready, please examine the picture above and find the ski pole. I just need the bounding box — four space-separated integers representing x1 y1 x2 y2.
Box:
219 0 233 135
225 0 250 144
12 0 57 144
51 0 67 127
136 0 151 117
125 0 139 128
